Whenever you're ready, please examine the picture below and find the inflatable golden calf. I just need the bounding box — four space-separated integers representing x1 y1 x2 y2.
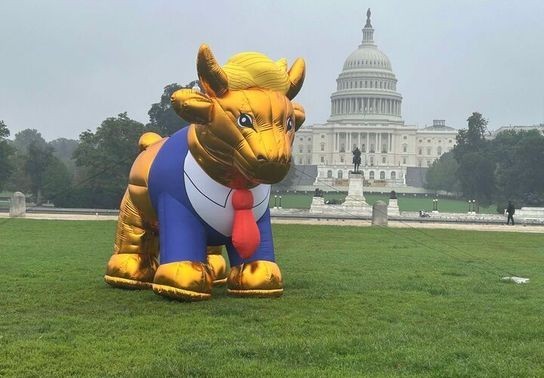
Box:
104 44 305 301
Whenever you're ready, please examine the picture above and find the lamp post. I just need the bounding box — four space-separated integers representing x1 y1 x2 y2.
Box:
274 195 278 208
468 200 476 214
279 196 282 209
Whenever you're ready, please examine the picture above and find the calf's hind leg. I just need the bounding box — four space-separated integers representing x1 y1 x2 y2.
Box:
104 190 158 289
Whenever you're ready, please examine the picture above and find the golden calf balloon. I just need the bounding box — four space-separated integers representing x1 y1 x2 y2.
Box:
104 44 306 301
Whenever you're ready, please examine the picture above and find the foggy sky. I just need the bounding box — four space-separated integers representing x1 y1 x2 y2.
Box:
1 0 543 141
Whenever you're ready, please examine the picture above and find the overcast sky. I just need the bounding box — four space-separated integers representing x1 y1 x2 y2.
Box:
1 0 543 141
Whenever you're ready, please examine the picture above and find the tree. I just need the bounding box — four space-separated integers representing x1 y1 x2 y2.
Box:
42 156 73 207
49 138 79 173
424 151 460 192
147 82 197 136
452 112 495 205
12 128 47 153
492 130 544 206
456 151 495 205
24 141 55 205
73 112 145 208
0 120 14 191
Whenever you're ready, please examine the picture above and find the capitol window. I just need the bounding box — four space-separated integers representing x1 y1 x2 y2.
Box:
320 156 324 163
307 146 311 153
437 146 442 155
327 170 332 178
338 171 343 179
402 144 407 152
427 147 431 155
340 155 344 163
320 143 325 151
369 171 375 179
382 156 386 164
418 148 422 155
308 137 311 141
380 171 385 180
299 146 303 153
402 157 407 164
391 171 396 180
403 135 407 140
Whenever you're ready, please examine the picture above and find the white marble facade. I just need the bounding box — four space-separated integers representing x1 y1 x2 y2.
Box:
292 9 457 187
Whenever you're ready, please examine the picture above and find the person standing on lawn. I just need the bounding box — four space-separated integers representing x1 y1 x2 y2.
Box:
506 201 515 225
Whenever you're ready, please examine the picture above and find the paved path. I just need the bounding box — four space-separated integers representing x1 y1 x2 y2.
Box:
272 218 544 233
0 213 118 221
2 213 542 233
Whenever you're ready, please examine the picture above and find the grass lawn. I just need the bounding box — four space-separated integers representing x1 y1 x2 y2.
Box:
269 192 497 214
1 220 543 376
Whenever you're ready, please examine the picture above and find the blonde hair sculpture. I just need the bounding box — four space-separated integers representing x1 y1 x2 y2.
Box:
104 44 305 301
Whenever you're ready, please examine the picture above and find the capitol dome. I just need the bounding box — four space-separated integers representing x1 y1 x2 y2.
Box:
329 9 403 124
343 46 392 71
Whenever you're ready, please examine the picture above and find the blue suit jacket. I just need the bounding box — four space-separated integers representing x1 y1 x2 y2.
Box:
147 127 275 266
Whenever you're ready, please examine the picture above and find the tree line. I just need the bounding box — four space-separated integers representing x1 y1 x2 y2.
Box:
425 112 544 211
0 83 190 208
2 102 542 211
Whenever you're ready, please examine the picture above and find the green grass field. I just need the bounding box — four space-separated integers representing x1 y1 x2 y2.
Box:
269 193 497 214
1 220 543 376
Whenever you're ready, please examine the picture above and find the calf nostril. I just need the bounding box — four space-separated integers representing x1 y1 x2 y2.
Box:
257 155 267 162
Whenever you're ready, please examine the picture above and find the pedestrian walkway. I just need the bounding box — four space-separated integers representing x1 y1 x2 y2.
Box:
2 212 542 233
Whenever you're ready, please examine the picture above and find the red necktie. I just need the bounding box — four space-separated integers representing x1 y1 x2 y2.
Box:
231 189 260 259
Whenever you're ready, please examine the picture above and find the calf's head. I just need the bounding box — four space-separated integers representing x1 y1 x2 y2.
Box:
171 45 305 187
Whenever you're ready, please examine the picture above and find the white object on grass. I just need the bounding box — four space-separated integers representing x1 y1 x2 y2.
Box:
501 276 529 284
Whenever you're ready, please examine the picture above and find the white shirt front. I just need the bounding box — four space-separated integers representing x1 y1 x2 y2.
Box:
183 152 271 237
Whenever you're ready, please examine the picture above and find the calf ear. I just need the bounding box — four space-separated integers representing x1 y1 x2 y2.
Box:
171 89 213 124
292 102 305 131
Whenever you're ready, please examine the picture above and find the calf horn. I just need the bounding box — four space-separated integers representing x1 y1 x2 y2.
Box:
285 58 306 100
197 44 229 97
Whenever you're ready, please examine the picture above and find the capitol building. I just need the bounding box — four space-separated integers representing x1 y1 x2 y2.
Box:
293 10 457 188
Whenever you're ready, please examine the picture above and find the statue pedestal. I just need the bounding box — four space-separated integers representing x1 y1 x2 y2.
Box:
342 172 370 215
309 196 325 214
372 201 388 226
9 192 26 218
388 198 400 216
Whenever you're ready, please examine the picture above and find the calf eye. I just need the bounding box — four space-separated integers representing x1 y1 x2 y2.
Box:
286 116 294 132
237 113 253 128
